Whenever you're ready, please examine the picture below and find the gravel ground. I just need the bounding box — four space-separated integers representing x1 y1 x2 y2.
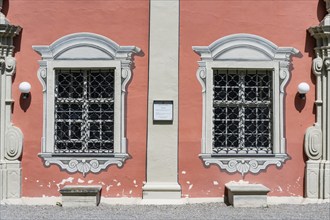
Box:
0 203 329 220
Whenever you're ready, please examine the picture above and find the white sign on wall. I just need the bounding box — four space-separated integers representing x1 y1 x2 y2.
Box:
153 100 173 123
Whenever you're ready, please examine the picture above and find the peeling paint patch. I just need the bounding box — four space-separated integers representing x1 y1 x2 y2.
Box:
113 179 118 182
129 190 132 194
36 180 39 183
98 181 105 185
188 184 193 190
56 177 74 190
186 181 190 184
133 180 137 184
24 177 28 180
278 186 283 192
117 182 121 187
142 181 146 184
47 182 51 188
77 178 85 183
182 171 186 174
88 180 94 184
106 185 112 192
39 185 43 187
213 181 219 186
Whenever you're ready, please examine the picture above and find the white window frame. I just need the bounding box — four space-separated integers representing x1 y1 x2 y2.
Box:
33 33 140 175
193 34 298 176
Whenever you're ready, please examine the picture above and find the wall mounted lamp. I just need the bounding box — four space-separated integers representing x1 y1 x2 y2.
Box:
19 82 31 99
297 82 310 99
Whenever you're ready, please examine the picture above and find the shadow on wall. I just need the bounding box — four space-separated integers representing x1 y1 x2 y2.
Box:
2 0 9 16
294 93 306 113
19 93 31 112
318 0 327 22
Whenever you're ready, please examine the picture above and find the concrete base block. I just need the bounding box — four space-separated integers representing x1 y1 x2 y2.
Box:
226 183 270 207
142 182 181 199
59 185 102 207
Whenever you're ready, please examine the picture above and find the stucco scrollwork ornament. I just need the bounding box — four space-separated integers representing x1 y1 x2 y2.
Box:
196 63 206 93
4 126 23 161
37 61 47 92
323 58 330 73
202 157 285 176
121 64 132 93
4 56 16 76
312 57 323 76
279 61 290 94
44 157 127 176
304 124 322 160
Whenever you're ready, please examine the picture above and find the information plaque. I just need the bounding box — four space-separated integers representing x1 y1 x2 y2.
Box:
153 100 173 124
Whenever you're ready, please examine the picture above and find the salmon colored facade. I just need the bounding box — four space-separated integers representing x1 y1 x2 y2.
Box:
0 0 329 203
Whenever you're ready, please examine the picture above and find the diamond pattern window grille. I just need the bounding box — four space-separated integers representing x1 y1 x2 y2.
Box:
213 69 273 155
54 69 115 153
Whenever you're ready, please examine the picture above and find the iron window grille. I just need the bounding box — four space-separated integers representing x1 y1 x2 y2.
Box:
54 69 115 154
213 69 273 155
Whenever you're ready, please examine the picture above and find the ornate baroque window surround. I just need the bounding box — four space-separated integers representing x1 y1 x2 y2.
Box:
193 34 298 176
33 33 140 175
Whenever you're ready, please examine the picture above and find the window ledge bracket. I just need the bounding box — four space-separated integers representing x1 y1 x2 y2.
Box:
199 153 289 176
39 153 129 176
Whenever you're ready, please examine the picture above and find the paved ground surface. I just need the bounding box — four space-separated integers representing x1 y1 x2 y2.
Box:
1 203 329 220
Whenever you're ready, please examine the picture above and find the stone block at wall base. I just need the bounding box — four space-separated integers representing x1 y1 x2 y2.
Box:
59 185 102 207
225 183 270 207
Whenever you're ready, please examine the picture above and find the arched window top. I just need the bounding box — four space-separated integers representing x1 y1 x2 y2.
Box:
193 33 298 61
33 32 141 61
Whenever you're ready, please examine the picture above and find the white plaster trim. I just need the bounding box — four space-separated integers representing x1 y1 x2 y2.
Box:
32 33 140 175
193 34 298 175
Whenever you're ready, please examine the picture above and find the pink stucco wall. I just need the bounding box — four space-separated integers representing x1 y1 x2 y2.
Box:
178 0 321 197
7 1 149 197
5 0 321 198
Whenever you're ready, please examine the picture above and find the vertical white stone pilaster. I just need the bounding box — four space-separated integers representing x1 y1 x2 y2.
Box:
142 0 181 199
306 0 330 200
0 2 22 201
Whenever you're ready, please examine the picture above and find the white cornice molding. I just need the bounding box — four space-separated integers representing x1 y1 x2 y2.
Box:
193 34 298 61
33 32 141 61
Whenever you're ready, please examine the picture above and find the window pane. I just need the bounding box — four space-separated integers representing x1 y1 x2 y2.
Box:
54 69 115 154
213 69 272 155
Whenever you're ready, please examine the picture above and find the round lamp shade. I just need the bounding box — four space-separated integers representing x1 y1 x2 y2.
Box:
298 82 310 94
19 82 31 93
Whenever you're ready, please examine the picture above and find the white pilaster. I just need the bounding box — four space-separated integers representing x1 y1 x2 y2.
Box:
306 0 330 199
0 3 22 201
143 0 181 199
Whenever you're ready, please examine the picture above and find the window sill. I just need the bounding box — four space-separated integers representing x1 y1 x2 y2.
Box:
199 153 289 176
39 153 129 176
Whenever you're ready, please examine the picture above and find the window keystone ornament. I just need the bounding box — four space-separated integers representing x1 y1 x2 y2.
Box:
193 34 298 176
